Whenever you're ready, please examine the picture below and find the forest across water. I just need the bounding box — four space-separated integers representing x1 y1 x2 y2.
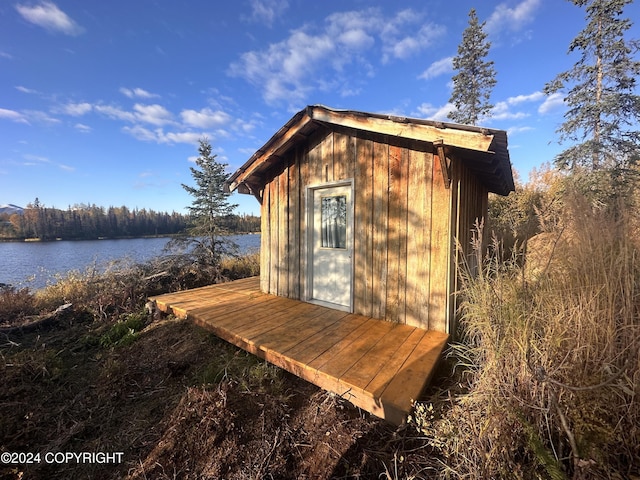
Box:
0 200 260 241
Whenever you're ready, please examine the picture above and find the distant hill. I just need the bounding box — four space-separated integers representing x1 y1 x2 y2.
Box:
0 204 24 215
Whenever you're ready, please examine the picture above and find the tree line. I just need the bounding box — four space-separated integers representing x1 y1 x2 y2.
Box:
0 199 260 241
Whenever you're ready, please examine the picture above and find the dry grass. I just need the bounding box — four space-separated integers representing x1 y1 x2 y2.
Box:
28 252 260 320
414 194 640 479
0 285 38 325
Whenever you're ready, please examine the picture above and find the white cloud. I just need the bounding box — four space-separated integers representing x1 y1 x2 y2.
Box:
419 56 453 80
0 107 29 124
230 8 446 106
0 51 13 59
23 154 50 163
62 102 92 116
485 91 546 120
486 0 541 34
122 125 158 142
492 101 529 120
538 92 565 114
507 91 544 105
414 102 454 122
229 28 333 106
508 126 534 135
120 87 159 99
325 10 377 52
21 153 73 171
74 123 91 133
26 110 60 124
95 103 173 126
247 0 289 27
123 126 204 145
95 105 136 123
379 9 446 63
15 0 84 36
159 130 204 145
181 108 231 129
15 85 40 94
132 104 173 126
382 21 445 63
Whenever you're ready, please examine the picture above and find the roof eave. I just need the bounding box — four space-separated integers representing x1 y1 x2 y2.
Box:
225 105 514 196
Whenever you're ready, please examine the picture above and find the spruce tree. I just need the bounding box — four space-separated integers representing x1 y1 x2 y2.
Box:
181 138 238 265
448 9 497 125
544 0 640 177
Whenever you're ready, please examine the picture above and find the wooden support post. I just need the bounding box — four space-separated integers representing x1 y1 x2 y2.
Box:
434 140 451 189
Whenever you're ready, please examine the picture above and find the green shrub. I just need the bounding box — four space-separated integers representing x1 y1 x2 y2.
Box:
99 313 147 348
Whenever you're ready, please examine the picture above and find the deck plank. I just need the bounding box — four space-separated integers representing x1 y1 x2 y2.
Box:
339 324 416 392
150 277 447 425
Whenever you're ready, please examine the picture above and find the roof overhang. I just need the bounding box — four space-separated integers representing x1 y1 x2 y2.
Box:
225 105 515 196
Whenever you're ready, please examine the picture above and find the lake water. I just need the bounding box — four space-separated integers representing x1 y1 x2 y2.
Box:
0 234 261 290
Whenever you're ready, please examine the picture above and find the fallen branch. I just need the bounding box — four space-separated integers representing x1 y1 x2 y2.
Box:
0 303 73 336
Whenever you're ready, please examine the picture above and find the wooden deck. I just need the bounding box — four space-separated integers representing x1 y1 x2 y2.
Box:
149 277 449 425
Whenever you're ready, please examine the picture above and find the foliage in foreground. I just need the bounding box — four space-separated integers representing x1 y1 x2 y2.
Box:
414 194 640 479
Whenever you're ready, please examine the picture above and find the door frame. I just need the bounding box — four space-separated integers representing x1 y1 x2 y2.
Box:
304 179 355 312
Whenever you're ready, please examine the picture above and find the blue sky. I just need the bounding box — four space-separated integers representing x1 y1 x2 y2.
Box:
2 0 639 216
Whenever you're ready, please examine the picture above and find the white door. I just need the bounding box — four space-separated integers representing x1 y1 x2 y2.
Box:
309 184 353 311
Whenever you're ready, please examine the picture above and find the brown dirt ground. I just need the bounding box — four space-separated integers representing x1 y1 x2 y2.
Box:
1 307 441 480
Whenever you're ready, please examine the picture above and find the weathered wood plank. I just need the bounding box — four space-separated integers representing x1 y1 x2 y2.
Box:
322 131 334 183
306 317 381 371
429 149 451 332
309 107 495 152
261 184 271 294
315 319 395 380
299 144 309 301
405 150 426 328
255 306 341 354
386 145 402 323
333 131 348 181
379 330 449 420
354 137 374 317
339 324 415 391
289 151 300 299
269 179 278 295
278 165 289 297
365 328 427 396
283 312 366 366
371 141 389 319
250 303 327 347
397 147 409 323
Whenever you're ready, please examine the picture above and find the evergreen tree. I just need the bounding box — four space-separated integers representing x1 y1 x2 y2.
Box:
544 0 640 178
181 138 238 265
448 9 497 125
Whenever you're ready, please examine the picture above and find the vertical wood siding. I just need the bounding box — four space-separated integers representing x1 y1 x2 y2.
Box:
259 128 487 333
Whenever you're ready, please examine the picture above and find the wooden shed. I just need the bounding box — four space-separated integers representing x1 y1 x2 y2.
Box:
225 105 514 335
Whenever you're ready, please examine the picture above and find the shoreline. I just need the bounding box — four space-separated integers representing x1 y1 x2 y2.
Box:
0 231 260 243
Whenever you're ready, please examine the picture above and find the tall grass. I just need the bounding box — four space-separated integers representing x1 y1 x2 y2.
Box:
415 194 640 479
